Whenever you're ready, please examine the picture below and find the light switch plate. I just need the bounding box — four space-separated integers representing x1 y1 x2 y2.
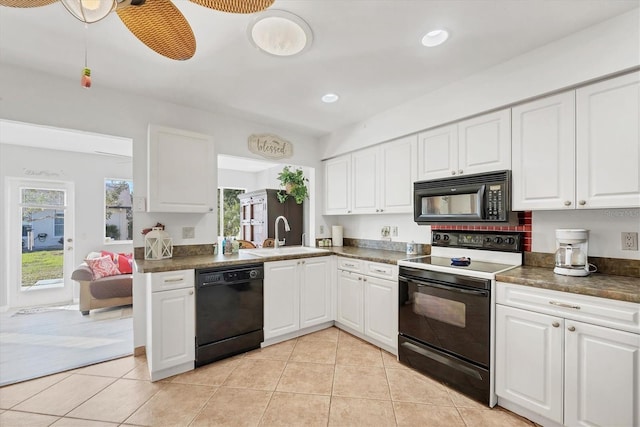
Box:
133 196 146 212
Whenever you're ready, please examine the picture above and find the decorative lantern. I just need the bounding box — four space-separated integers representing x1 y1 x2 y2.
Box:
144 227 173 260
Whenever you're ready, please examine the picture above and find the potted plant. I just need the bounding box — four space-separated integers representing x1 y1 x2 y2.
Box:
276 166 309 204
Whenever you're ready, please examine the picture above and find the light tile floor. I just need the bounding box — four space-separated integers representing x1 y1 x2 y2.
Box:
0 327 537 426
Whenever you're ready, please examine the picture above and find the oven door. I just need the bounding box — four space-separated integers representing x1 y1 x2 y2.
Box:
398 272 491 366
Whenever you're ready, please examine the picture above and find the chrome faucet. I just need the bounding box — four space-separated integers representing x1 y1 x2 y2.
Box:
274 216 290 248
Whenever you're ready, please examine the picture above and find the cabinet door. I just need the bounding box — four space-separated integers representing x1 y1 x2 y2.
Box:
147 125 215 213
565 320 640 427
364 276 397 350
300 257 332 328
264 260 299 339
576 72 640 208
495 305 563 424
417 124 458 180
149 287 195 374
380 135 417 213
351 147 379 214
512 92 576 210
336 270 364 333
324 155 352 214
458 109 511 176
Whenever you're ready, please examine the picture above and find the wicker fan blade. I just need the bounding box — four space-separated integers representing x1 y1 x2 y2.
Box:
117 0 195 60
0 0 57 7
189 0 274 14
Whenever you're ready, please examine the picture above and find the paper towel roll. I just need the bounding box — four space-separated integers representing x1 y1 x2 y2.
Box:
332 226 344 247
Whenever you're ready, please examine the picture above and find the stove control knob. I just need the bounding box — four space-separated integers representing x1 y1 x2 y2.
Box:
485 237 492 243
433 234 441 241
493 237 504 244
443 235 450 241
249 270 259 279
505 237 516 245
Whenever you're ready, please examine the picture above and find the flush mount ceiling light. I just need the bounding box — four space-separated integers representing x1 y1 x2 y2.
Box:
249 9 313 57
421 29 449 47
321 93 339 103
61 0 116 23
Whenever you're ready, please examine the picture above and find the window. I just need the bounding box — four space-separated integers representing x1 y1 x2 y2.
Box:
105 179 133 242
54 211 64 237
218 188 245 238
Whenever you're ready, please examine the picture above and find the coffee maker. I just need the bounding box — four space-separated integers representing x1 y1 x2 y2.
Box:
554 229 591 277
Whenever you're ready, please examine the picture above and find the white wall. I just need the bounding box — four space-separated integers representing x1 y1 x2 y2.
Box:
330 213 430 245
218 169 259 191
0 143 133 307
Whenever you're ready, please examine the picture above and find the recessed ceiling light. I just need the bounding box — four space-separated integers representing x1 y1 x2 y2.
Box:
321 93 339 103
421 29 449 47
248 10 313 57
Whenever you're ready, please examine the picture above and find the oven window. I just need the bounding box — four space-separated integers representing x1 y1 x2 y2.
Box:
422 193 479 216
414 293 466 328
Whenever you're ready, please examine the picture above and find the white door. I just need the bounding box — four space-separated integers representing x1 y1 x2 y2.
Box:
458 109 511 176
511 92 576 210
495 305 564 424
336 270 364 333
576 71 640 208
324 155 351 215
8 178 74 308
299 257 332 328
363 276 397 350
417 124 458 180
264 260 299 339
380 135 417 213
564 320 640 427
351 147 379 214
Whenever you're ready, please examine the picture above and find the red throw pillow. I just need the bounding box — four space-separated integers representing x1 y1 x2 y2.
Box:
101 251 133 274
86 255 121 279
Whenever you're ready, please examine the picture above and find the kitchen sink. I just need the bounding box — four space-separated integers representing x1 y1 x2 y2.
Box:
243 246 331 257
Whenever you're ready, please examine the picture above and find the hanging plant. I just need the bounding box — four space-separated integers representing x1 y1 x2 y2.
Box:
276 166 309 204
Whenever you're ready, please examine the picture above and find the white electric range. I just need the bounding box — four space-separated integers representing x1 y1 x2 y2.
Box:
397 230 523 407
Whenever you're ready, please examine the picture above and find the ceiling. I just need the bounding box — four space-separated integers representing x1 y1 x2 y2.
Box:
0 0 638 137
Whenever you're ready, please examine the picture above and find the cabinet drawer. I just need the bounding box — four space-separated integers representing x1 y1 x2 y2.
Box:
497 282 640 334
363 261 398 280
337 257 362 272
149 269 195 292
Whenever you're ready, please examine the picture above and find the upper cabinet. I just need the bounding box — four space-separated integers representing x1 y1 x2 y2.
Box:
418 109 511 181
512 72 640 210
324 135 417 215
147 125 216 213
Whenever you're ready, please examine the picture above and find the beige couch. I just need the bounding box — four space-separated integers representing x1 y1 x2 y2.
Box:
71 264 132 315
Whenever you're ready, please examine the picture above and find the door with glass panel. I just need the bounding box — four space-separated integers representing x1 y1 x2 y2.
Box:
9 179 74 308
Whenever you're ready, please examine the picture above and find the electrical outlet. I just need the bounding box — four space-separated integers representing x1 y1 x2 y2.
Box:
319 225 324 234
182 226 195 239
391 226 398 237
381 226 390 238
621 232 638 251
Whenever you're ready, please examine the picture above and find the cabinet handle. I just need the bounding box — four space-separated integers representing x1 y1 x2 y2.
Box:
189 290 194 295
564 201 572 206
375 209 379 212
451 170 456 175
458 169 463 175
358 277 362 281
163 277 184 283
347 210 351 213
380 209 384 212
568 326 576 332
344 263 356 267
552 322 560 328
363 278 367 282
301 260 305 264
297 261 300 265
549 301 580 310
578 200 586 206
372 268 388 273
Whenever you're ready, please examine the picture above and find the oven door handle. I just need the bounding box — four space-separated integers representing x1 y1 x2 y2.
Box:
400 277 489 297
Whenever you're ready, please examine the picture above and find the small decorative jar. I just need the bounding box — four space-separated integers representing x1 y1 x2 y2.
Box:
144 227 173 260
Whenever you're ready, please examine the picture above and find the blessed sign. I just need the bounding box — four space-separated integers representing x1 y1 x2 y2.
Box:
248 134 293 159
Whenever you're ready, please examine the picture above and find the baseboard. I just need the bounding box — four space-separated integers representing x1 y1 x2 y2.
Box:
134 346 146 357
334 322 398 355
498 397 562 427
262 321 335 347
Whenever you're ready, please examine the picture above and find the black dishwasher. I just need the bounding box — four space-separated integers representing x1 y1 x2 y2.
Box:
195 264 264 367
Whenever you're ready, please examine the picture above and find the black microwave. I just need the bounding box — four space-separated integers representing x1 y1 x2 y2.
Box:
414 170 511 223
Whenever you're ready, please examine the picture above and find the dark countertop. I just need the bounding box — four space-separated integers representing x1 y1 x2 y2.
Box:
135 246 410 273
496 266 640 303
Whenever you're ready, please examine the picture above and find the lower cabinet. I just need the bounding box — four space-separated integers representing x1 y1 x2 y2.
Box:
496 282 640 427
146 269 195 381
336 257 398 353
264 257 331 340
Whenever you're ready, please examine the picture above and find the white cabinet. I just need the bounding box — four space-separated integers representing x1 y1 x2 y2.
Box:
324 154 351 215
264 257 332 340
512 72 640 210
496 282 640 427
335 257 398 353
325 135 417 215
576 71 640 208
146 269 195 381
418 109 511 180
147 125 216 213
512 92 576 210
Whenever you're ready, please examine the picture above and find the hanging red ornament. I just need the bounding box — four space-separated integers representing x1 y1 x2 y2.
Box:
81 67 91 88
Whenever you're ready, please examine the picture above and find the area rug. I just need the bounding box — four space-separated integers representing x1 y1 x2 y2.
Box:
0 305 133 386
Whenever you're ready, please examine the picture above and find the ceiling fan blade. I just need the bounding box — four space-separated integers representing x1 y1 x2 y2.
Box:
117 0 195 60
0 0 57 7
189 0 274 14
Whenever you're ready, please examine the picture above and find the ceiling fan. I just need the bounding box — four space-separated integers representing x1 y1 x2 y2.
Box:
0 0 275 60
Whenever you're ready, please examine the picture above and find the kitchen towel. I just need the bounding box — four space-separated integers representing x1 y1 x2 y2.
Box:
332 225 343 247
